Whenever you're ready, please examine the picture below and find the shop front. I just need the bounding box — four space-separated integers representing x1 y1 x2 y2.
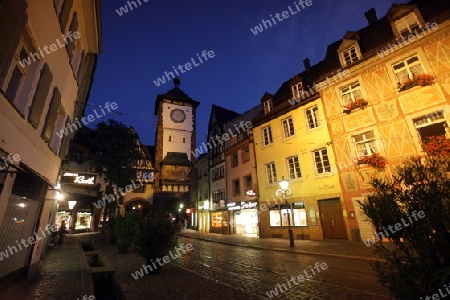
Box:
228 200 259 236
210 210 229 234
197 200 210 233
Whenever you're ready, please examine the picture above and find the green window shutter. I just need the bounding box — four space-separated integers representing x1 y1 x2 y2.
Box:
28 64 53 128
41 87 61 142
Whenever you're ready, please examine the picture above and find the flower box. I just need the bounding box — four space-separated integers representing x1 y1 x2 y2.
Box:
424 135 450 156
357 153 387 171
343 98 368 114
398 74 435 92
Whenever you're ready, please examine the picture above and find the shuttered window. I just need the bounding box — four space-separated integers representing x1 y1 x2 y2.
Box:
0 0 28 88
59 0 74 33
59 117 71 158
28 64 53 128
41 88 61 142
67 12 78 60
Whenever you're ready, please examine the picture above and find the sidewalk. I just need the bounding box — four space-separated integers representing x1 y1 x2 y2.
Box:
0 233 95 300
179 229 385 262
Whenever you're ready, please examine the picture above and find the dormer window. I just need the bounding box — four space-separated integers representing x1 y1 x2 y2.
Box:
395 12 420 37
263 100 273 114
342 46 359 66
291 83 303 99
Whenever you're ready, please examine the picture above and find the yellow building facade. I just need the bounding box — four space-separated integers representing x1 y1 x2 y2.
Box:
316 2 450 241
253 89 351 241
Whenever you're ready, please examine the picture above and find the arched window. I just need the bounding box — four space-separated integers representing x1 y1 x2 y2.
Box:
168 135 172 142
183 137 186 143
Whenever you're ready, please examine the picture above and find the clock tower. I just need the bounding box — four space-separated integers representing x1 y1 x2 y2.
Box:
153 78 200 210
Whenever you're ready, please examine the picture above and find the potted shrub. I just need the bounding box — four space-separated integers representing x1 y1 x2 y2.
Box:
136 212 179 274
114 212 140 254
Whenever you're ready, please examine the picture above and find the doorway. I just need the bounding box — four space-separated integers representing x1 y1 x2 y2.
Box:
318 198 347 239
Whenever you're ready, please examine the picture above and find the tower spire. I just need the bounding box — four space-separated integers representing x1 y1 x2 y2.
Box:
173 77 180 88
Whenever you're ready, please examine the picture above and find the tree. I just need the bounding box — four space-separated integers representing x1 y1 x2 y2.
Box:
94 119 141 188
92 119 142 233
359 155 450 299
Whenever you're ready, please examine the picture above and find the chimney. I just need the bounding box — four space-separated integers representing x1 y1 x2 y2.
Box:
365 8 377 24
303 58 310 72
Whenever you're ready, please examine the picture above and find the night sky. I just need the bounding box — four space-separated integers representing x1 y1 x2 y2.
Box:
86 0 409 146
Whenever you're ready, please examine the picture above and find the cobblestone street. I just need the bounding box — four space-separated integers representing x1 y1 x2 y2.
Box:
0 231 392 300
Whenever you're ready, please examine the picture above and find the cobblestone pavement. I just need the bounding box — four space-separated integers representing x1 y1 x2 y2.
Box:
179 230 383 261
172 236 392 300
0 234 94 300
93 234 261 300
0 230 392 300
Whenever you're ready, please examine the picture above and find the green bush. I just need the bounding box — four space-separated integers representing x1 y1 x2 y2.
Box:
359 155 450 299
136 212 179 260
113 211 140 246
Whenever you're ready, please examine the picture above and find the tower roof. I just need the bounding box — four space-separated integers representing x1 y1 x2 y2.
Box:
161 152 191 166
154 78 200 115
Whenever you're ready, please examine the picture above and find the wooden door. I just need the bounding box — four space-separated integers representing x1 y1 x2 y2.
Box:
319 199 348 239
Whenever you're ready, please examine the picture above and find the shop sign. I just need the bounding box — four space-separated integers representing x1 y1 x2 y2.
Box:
245 189 257 197
241 201 257 209
62 172 97 185
227 202 240 211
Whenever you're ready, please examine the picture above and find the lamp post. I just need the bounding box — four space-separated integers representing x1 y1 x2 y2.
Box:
276 176 294 247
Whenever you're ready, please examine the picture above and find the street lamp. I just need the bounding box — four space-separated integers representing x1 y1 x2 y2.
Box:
276 176 294 247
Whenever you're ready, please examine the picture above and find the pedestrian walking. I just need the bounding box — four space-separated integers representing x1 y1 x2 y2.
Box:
184 218 188 229
58 220 66 244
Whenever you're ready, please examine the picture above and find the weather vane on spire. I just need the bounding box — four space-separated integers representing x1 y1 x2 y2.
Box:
173 77 180 88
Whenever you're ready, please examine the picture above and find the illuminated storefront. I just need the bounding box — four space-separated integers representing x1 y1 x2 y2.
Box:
228 201 259 236
60 170 99 232
269 202 307 227
55 211 71 229
75 212 92 230
211 210 228 234
198 200 210 233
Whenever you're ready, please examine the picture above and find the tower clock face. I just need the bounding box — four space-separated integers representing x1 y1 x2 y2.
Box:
170 108 186 123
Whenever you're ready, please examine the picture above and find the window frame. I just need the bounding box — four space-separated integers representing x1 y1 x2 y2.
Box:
305 105 320 130
291 82 303 99
231 152 238 168
232 178 240 196
243 174 253 190
340 81 363 106
352 131 378 157
342 45 359 66
413 110 447 145
262 125 273 146
265 162 277 185
286 155 302 180
394 12 421 38
281 117 295 138
313 148 331 175
263 100 273 114
242 146 250 163
392 55 425 85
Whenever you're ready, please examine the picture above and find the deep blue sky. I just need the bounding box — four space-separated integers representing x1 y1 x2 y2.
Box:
87 0 409 146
